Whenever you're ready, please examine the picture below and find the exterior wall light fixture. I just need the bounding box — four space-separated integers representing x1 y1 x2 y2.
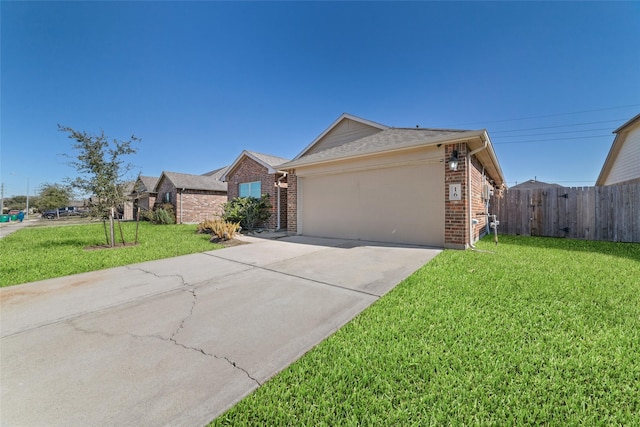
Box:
449 149 459 171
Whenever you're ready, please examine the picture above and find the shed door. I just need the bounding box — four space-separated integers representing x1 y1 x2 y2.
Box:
298 162 444 246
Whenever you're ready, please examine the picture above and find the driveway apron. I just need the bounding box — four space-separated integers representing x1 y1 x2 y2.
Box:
1 236 441 426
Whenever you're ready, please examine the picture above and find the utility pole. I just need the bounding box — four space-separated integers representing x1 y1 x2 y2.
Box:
1 182 4 213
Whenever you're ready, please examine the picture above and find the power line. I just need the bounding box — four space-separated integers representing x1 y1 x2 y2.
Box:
491 127 612 139
490 118 626 134
493 134 612 145
445 104 640 126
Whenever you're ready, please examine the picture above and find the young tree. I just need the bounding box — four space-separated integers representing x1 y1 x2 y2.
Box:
36 183 72 211
59 125 139 246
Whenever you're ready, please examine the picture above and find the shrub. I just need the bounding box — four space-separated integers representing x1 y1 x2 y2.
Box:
197 219 241 241
222 195 271 233
142 203 176 224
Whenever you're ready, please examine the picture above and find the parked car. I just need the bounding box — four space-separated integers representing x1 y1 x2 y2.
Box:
41 206 87 220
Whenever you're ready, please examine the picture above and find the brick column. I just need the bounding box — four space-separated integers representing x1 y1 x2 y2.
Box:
444 143 469 249
286 170 297 234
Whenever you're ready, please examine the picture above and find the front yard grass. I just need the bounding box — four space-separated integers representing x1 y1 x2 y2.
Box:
0 221 222 287
212 235 640 425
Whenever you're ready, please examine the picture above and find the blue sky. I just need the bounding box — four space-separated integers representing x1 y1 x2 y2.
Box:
2 1 639 198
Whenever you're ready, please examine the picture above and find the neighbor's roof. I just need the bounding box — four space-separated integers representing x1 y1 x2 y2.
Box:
156 171 227 192
136 175 159 193
596 113 640 185
221 150 290 181
510 179 562 190
201 165 229 181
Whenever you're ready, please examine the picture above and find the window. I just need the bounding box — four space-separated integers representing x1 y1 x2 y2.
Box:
239 181 261 198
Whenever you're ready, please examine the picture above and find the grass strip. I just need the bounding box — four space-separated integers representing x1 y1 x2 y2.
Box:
212 235 640 425
0 222 221 287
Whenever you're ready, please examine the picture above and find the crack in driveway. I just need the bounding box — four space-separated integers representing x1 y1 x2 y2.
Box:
168 287 261 386
67 283 261 387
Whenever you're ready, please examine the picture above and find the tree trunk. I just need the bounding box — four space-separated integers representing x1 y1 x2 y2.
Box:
135 207 140 245
117 218 125 246
103 219 109 245
109 208 115 248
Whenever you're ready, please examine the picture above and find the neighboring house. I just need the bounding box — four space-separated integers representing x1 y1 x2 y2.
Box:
277 113 506 249
121 181 135 220
596 113 640 186
221 150 290 230
130 175 159 219
510 179 562 190
154 171 227 224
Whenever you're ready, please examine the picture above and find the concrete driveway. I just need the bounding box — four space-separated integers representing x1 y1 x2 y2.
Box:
1 235 441 426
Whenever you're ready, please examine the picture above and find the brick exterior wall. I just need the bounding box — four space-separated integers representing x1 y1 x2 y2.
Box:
286 170 297 234
444 143 469 248
155 177 226 224
176 190 227 224
470 155 492 242
444 143 496 248
226 156 287 230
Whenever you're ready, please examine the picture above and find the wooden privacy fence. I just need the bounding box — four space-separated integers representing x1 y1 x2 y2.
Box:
490 183 640 243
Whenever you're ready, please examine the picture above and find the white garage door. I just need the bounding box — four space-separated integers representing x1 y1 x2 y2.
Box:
299 162 444 246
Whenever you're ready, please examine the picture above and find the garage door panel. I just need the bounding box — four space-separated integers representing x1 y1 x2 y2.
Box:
300 163 444 246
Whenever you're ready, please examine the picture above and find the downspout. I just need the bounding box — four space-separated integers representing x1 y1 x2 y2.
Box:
467 138 488 248
276 172 287 231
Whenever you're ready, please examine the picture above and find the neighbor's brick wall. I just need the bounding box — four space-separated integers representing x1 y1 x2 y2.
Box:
155 178 177 208
444 143 469 249
226 156 286 230
177 190 226 223
286 170 297 234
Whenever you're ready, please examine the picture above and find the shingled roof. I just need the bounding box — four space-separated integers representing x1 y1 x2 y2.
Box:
202 165 229 181
156 171 227 192
221 150 290 181
138 176 159 193
278 127 476 169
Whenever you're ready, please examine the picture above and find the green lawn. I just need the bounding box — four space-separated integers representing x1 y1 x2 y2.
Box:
212 236 640 426
0 221 221 287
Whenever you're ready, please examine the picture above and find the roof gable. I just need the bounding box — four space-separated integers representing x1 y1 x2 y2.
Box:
221 150 290 181
293 113 388 160
155 171 227 192
596 113 640 185
132 175 159 195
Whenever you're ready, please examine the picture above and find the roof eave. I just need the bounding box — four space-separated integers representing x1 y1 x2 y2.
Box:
280 130 485 169
279 129 506 187
596 132 623 185
612 113 640 134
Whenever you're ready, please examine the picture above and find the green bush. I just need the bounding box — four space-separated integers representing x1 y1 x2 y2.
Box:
222 195 271 233
142 203 175 225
